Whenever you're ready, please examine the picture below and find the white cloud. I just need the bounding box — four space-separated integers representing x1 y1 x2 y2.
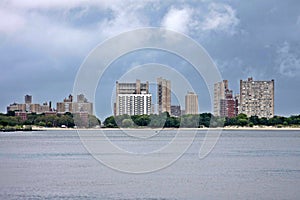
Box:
161 6 194 34
0 9 25 34
277 42 300 77
98 3 149 38
5 0 112 10
202 3 239 35
0 0 153 62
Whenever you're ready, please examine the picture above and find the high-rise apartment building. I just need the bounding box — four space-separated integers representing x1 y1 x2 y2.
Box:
185 92 199 115
171 105 181 117
7 95 50 114
56 95 73 113
239 77 274 118
214 80 238 118
25 95 32 104
214 80 228 116
56 94 93 115
116 79 149 95
219 90 238 118
117 93 152 115
115 80 151 116
157 77 171 114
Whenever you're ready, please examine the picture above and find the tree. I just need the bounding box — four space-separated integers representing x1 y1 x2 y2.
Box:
181 114 199 128
236 113 248 127
249 116 259 125
199 113 213 127
88 115 101 128
122 119 134 128
103 116 117 128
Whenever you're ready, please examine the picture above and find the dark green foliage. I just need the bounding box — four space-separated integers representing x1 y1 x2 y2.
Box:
103 115 117 128
0 112 100 128
102 113 300 128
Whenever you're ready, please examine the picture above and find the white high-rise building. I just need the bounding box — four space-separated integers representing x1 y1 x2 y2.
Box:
115 80 151 116
117 93 152 116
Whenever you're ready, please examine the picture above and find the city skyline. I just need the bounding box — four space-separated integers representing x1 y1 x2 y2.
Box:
4 76 278 120
0 1 299 118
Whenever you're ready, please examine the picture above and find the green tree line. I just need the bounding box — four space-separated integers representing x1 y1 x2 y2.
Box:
0 112 101 130
103 112 300 128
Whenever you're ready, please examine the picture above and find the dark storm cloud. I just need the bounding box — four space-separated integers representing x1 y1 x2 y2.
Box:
0 0 299 118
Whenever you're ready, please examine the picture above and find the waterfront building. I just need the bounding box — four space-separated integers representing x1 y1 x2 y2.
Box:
214 80 238 118
115 80 151 116
117 93 152 115
15 111 27 121
24 95 32 104
116 79 149 95
56 94 93 115
171 105 181 117
214 80 228 116
74 112 89 127
239 77 274 118
7 103 26 112
7 95 50 114
185 92 199 115
219 90 238 118
157 77 171 114
56 95 73 113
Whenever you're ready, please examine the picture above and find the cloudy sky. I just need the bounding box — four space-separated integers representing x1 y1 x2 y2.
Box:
0 0 299 119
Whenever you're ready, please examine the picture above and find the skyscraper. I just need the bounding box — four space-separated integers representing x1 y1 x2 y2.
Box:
219 90 238 118
115 80 151 116
157 77 171 114
185 92 199 115
213 80 228 116
239 77 274 118
214 80 238 118
25 95 32 104
117 93 152 116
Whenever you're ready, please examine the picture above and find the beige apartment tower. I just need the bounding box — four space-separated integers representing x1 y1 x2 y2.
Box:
213 80 228 116
56 94 93 115
185 92 199 115
239 77 274 118
157 77 171 114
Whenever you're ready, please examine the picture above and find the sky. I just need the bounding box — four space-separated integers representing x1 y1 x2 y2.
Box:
0 0 299 120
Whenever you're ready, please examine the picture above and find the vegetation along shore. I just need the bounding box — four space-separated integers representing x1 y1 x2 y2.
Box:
1 111 300 132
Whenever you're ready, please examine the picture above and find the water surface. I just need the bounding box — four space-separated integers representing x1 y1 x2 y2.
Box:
0 130 299 199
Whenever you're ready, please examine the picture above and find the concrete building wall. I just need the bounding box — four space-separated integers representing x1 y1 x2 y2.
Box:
157 77 171 114
117 94 152 116
239 77 274 118
214 80 228 116
185 92 199 115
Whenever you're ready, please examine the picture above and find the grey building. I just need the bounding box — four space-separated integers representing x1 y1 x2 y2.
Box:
56 94 93 115
171 105 181 117
157 77 171 114
214 80 228 116
239 77 274 118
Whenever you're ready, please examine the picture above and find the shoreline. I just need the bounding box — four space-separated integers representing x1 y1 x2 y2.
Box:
30 126 300 131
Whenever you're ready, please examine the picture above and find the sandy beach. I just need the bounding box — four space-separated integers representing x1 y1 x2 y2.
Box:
31 126 300 131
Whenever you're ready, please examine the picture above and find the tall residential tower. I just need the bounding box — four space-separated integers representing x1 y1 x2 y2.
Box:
239 77 274 118
185 92 199 115
115 80 151 116
157 77 171 114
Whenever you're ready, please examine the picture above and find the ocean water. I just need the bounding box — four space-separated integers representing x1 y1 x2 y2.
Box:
0 130 300 199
